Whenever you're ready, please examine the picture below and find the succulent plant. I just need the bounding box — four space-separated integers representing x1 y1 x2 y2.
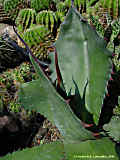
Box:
2 1 120 160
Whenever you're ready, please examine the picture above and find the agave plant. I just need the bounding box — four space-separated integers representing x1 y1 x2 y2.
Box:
2 1 120 160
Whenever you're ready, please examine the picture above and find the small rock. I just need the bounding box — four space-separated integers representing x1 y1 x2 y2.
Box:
0 24 17 40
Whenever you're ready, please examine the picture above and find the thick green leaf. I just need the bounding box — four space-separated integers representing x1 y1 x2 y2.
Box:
70 79 94 124
18 54 95 143
64 138 119 160
3 137 119 160
2 142 64 160
48 51 57 83
49 50 65 88
55 7 112 124
48 50 66 97
103 116 120 142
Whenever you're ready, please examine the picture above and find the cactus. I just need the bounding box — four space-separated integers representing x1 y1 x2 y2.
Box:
36 10 63 37
88 0 120 20
16 9 37 32
3 0 25 20
30 0 50 12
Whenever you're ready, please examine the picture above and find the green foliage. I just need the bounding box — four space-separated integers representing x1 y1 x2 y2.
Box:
30 0 50 12
55 7 112 124
48 51 57 82
87 0 99 6
113 54 120 71
114 105 120 116
0 60 38 113
104 116 120 142
9 101 21 113
3 0 120 22
2 0 120 64
4 0 20 12
17 6 109 142
64 138 118 159
16 8 56 59
112 20 120 37
3 0 24 19
15 8 63 55
0 0 3 3
15 8 63 59
63 0 86 8
90 0 120 20
3 138 120 159
89 15 104 36
13 5 119 159
17 2 118 145
21 25 52 59
1 0 120 159
23 25 50 48
19 55 94 143
14 3 119 156
74 0 84 6
56 1 66 12
100 0 120 19
36 10 64 34
2 142 64 160
16 9 36 32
